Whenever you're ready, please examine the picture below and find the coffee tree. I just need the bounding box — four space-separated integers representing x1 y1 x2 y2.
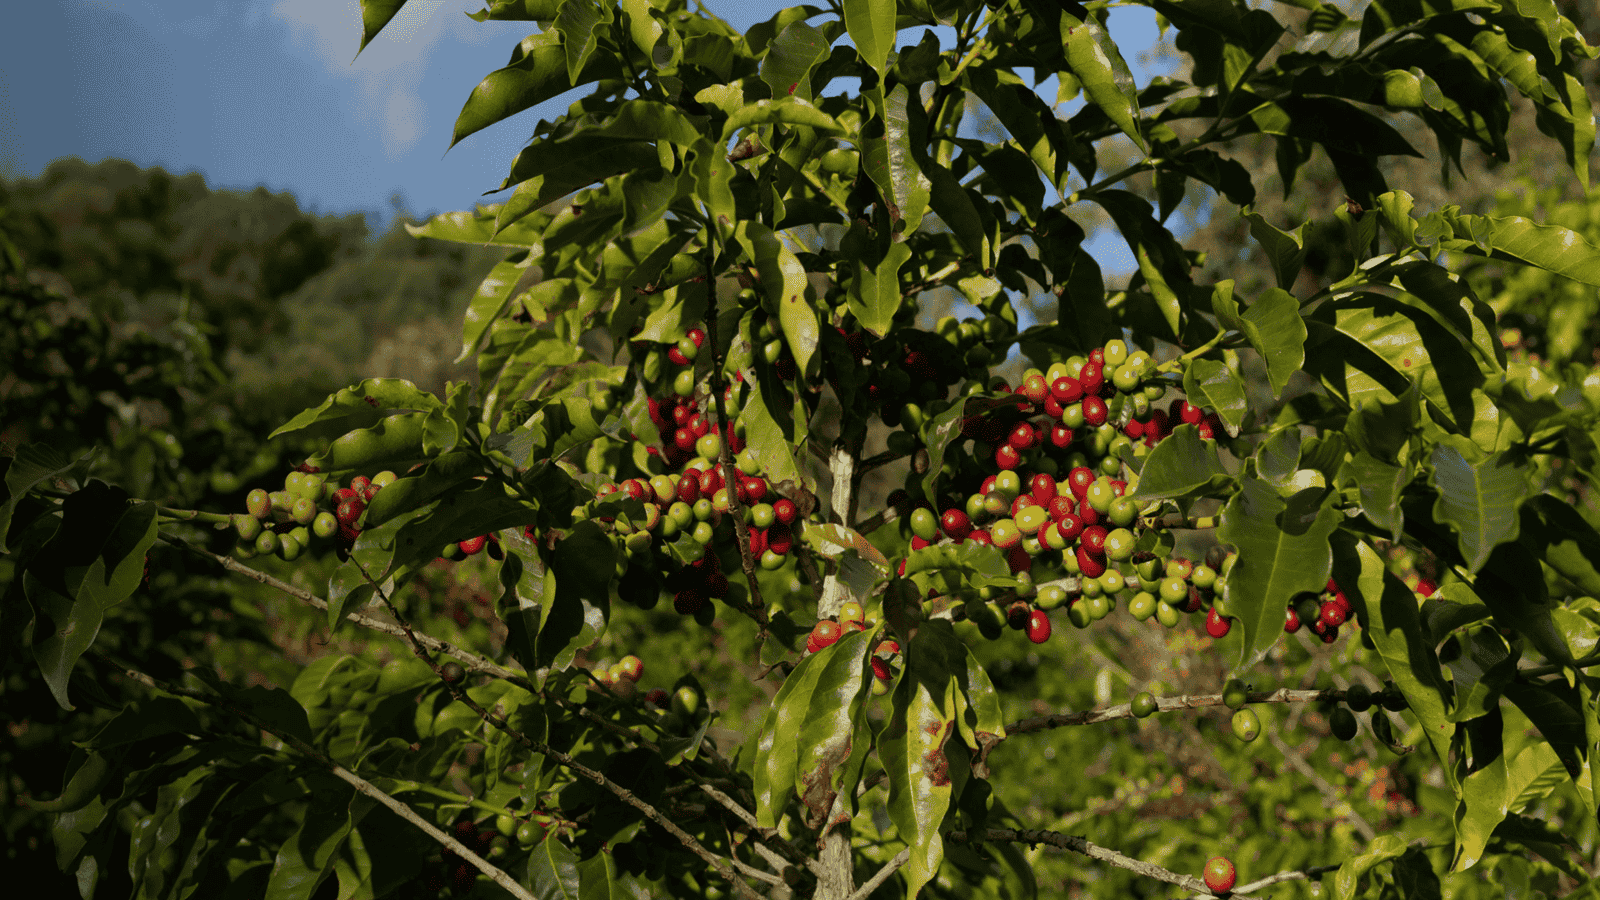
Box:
8 0 1600 897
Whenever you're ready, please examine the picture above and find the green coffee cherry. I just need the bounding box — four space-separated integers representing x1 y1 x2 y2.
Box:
1329 707 1359 741
1231 707 1261 742
1131 691 1158 718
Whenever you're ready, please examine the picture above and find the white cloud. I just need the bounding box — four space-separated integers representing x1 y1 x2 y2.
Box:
271 0 480 157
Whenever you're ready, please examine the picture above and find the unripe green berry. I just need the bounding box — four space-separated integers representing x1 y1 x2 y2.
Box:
1222 678 1249 710
1329 707 1359 741
1231 707 1261 742
1131 691 1158 718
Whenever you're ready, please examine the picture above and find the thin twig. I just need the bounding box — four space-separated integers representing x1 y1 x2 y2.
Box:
847 848 910 900
108 661 536 900
946 827 1223 895
1176 862 1343 898
1004 688 1346 737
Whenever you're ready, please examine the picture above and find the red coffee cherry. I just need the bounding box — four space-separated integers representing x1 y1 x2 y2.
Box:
1026 609 1052 644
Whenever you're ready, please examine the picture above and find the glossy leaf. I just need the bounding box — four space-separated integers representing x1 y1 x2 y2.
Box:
1331 532 1457 772
1420 207 1600 286
844 0 896 74
863 84 932 235
1210 282 1306 397
1516 495 1600 596
1182 357 1249 430
556 0 615 85
1428 435 1532 573
1128 424 1230 501
270 379 443 444
1065 20 1144 151
363 450 481 528
525 835 582 898
1455 703 1564 871
27 493 158 710
357 0 410 55
754 631 860 827
1332 833 1408 900
880 621 967 900
760 19 831 102
1341 451 1410 541
794 629 875 825
1217 479 1341 669
847 241 911 337
453 32 575 150
264 778 355 900
0 443 81 553
535 520 614 677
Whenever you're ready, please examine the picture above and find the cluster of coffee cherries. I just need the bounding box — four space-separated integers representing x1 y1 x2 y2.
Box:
884 336 1254 644
594 320 809 614
229 468 395 561
803 601 901 693
593 653 644 698
1283 578 1358 644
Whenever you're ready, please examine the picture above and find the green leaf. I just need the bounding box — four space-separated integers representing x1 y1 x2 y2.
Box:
1427 435 1532 573
1331 532 1457 773
903 541 1013 586
1476 541 1573 666
1454 703 1565 871
495 143 657 237
1211 283 1306 397
306 411 433 475
847 241 911 337
722 97 844 144
457 254 531 363
1340 452 1411 541
1182 357 1249 430
737 371 804 488
754 633 839 828
1517 495 1600 596
919 396 1019 504
0 444 83 554
880 621 969 900
452 32 598 150
26 495 158 710
1310 292 1485 434
535 520 614 677
794 629 876 824
577 851 623 900
1217 479 1341 669
1092 191 1190 337
1332 833 1408 900
1065 21 1144 151
270 379 443 445
760 19 831 103
363 451 481 528
863 84 932 235
357 0 410 55
844 0 896 74
265 778 356 900
1127 424 1230 501
555 0 615 85
525 835 581 898
1503 678 1592 801
735 220 819 380
407 203 547 248
1421 207 1600 286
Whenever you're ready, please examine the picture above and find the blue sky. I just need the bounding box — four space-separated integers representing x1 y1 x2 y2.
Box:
0 0 1170 268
